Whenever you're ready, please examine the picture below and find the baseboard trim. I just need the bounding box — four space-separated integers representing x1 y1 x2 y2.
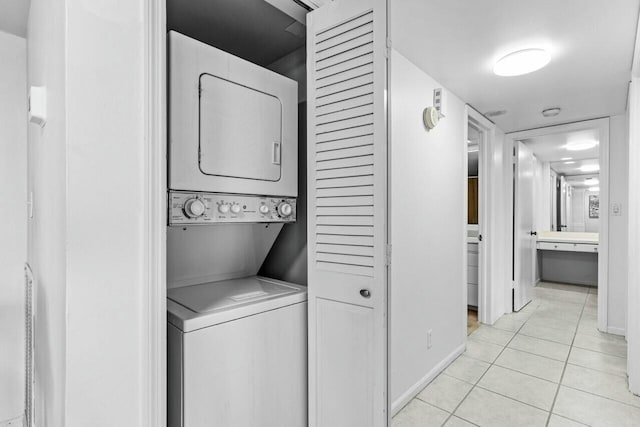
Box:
390 343 466 417
607 326 626 336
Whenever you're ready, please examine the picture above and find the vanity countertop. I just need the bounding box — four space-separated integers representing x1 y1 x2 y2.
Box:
537 231 599 245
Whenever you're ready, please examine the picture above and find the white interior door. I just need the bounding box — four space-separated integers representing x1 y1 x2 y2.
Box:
307 0 388 426
514 141 536 310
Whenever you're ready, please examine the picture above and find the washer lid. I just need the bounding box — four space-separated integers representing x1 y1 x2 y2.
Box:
168 276 300 314
167 276 307 332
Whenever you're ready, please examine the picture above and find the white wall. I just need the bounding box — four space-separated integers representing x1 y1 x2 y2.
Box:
389 50 466 410
28 1 153 425
534 158 551 233
608 114 629 334
64 2 149 425
570 188 587 232
27 0 68 424
0 29 27 423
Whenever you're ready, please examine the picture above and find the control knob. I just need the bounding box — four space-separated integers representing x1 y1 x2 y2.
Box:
218 203 230 214
259 205 270 215
184 197 206 218
230 204 242 214
277 202 293 218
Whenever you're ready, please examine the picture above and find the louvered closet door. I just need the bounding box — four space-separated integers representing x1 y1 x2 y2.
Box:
307 0 388 426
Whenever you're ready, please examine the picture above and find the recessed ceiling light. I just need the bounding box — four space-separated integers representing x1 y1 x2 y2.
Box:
542 107 561 117
566 140 598 151
561 157 572 161
493 48 551 77
588 186 600 192
580 164 600 172
564 161 576 164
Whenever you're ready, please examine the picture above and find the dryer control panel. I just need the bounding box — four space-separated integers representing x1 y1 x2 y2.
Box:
169 191 296 225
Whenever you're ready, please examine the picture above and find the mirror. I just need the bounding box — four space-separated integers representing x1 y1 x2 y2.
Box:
523 128 600 233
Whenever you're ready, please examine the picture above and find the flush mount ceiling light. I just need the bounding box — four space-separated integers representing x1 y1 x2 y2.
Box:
542 107 561 117
564 161 576 164
588 186 600 192
580 164 600 172
493 48 551 76
565 140 598 151
561 157 572 161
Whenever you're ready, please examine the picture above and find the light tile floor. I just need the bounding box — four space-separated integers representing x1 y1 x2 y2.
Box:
392 282 640 427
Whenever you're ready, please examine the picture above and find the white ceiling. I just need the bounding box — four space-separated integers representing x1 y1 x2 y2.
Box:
391 0 640 132
0 0 30 38
550 158 599 176
523 129 599 161
522 128 600 175
566 174 599 188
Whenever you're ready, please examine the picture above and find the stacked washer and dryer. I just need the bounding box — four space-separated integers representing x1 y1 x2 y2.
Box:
166 32 307 427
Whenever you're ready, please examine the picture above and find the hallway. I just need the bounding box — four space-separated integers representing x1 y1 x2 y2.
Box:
393 283 638 426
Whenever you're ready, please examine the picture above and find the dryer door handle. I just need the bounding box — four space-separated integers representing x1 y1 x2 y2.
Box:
272 142 281 165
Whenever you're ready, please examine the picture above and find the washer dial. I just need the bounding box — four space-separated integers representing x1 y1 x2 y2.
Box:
184 197 206 218
277 202 293 217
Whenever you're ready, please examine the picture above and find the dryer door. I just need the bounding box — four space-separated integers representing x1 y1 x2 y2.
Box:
199 74 282 182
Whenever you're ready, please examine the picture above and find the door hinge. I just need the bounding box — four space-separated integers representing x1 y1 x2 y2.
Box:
384 37 392 59
27 191 33 218
385 244 392 266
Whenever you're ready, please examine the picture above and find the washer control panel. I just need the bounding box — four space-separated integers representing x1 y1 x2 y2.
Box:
169 191 296 225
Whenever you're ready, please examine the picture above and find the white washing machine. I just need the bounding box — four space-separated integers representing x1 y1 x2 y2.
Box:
167 276 307 427
166 30 306 427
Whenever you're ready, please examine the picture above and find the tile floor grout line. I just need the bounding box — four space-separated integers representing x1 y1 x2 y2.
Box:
564 360 628 377
544 288 588 427
569 344 628 359
439 314 533 426
559 382 640 409
406 284 627 426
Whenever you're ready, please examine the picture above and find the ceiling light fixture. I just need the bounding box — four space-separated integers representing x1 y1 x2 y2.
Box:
588 186 600 192
580 164 600 172
542 107 561 117
565 140 598 151
564 161 576 164
561 157 572 161
493 48 551 77
584 178 599 185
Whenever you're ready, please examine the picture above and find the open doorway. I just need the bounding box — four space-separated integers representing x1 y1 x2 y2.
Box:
466 121 482 335
464 108 502 333
509 118 609 332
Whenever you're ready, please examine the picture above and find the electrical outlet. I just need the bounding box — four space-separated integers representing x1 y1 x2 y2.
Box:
427 329 433 349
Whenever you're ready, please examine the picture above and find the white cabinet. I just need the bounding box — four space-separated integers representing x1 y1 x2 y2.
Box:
467 243 479 307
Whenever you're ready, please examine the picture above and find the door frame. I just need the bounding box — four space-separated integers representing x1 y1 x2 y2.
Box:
508 117 610 332
464 107 505 327
144 0 167 425
627 78 640 395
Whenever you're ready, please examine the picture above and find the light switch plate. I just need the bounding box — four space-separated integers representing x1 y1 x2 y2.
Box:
611 202 622 216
